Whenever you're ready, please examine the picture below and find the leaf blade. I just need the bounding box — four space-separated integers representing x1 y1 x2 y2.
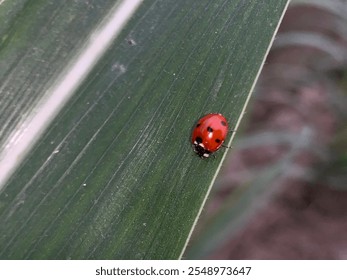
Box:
0 0 289 259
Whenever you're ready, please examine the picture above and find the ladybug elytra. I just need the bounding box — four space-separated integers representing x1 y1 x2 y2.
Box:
191 113 229 158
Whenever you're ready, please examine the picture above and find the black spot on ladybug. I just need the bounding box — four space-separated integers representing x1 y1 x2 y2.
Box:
221 121 227 126
215 139 221 143
195 136 202 143
207 126 213 132
196 123 201 128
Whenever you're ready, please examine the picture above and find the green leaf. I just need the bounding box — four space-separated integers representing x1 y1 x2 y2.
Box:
0 0 289 259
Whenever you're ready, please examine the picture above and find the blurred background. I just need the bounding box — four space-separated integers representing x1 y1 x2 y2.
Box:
185 0 347 259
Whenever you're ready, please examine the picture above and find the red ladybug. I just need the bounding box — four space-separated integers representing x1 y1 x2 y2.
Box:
192 113 229 158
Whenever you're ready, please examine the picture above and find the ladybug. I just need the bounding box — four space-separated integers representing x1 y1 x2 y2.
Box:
192 113 229 158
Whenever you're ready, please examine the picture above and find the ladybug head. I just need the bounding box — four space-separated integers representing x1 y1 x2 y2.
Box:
193 138 210 159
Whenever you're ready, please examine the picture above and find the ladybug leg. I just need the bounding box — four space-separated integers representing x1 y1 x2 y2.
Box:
223 128 236 148
222 144 233 149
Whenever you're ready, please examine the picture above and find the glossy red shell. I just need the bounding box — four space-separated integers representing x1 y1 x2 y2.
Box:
191 113 228 158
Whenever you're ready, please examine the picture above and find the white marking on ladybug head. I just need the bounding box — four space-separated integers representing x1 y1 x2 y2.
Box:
194 140 205 148
203 153 209 158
